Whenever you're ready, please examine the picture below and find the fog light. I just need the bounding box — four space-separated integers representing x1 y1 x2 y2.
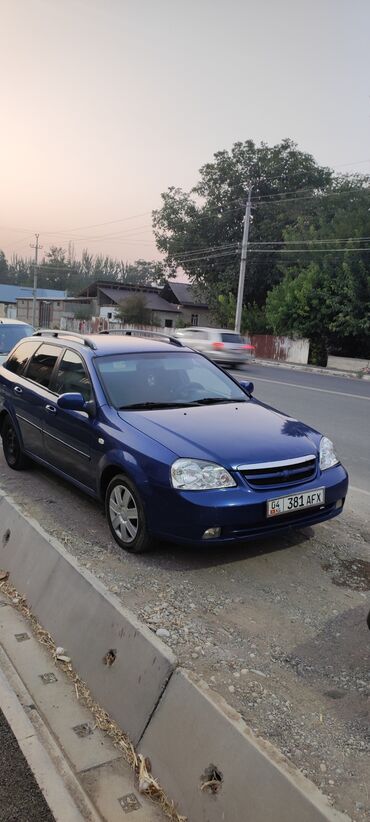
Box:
335 499 344 510
202 527 221 539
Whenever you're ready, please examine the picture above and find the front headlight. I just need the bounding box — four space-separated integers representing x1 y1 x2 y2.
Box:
171 459 236 490
320 436 339 470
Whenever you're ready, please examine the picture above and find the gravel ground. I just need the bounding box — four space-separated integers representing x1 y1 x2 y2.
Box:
0 454 369 822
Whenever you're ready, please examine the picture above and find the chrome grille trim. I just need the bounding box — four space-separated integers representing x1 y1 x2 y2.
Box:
235 454 316 471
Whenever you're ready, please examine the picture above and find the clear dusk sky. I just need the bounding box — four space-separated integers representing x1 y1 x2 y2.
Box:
1 0 369 263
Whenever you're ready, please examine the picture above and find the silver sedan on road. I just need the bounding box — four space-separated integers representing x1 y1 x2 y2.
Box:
174 327 255 368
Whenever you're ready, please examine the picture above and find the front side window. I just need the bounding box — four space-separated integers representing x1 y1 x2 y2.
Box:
4 340 40 375
26 344 60 389
95 351 247 409
54 350 92 401
0 323 34 354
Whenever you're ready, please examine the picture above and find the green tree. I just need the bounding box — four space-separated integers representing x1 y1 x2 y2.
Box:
153 139 332 322
266 176 370 362
0 250 10 283
115 294 152 325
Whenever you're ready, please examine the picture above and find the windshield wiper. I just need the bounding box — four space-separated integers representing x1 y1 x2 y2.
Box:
119 401 193 410
195 397 246 405
119 397 247 410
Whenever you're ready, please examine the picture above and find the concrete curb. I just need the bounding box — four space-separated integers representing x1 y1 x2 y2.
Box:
254 358 364 380
0 491 176 745
0 490 350 822
0 665 86 821
140 668 349 822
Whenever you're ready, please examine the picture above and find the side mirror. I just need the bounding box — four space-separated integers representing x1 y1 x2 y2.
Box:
239 380 254 395
57 392 86 412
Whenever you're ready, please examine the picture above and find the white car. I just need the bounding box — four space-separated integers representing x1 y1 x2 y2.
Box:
0 319 34 366
173 327 255 368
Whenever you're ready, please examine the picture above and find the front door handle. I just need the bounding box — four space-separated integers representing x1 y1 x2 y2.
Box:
45 404 57 414
14 386 23 394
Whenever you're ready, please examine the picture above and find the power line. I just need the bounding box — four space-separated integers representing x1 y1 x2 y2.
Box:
248 236 370 245
46 211 152 234
253 188 370 206
248 247 370 253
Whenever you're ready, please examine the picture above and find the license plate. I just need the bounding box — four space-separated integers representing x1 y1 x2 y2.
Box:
267 488 325 518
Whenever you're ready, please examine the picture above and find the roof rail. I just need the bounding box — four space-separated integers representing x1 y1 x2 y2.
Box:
100 328 183 348
33 329 97 350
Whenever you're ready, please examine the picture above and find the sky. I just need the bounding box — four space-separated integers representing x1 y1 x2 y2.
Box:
0 0 369 264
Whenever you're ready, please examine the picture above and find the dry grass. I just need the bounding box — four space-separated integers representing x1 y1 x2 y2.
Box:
0 577 187 822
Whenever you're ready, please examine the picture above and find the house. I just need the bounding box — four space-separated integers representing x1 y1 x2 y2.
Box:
0 284 66 320
161 281 210 327
16 296 92 328
77 279 212 329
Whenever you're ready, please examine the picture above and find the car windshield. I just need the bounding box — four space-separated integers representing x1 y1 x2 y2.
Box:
0 324 34 354
95 351 248 409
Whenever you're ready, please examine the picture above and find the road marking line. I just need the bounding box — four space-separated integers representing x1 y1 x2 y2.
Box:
254 377 370 400
349 485 370 497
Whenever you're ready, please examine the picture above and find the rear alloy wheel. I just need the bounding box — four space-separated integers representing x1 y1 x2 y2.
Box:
2 416 28 470
105 474 151 553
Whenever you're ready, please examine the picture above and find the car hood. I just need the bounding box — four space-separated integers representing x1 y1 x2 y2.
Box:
118 400 320 467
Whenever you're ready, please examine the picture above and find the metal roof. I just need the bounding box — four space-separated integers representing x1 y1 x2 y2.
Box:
0 284 66 304
164 281 208 307
98 287 179 313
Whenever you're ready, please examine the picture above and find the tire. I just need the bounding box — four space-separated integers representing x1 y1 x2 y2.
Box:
105 473 152 553
2 416 28 470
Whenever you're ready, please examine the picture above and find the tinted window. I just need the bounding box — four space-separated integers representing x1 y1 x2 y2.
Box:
4 340 41 375
95 351 247 409
26 344 60 389
0 323 34 354
54 350 92 401
220 333 244 343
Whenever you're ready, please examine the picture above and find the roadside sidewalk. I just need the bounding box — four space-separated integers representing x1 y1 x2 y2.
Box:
0 592 164 822
252 357 368 380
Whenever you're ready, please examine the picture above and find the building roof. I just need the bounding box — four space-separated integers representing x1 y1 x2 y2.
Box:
0 284 66 304
78 281 161 298
163 281 208 308
98 287 180 313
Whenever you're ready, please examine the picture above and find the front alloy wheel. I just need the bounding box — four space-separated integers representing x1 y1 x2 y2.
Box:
105 474 151 553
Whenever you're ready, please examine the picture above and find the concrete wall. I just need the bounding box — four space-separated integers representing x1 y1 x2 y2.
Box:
250 334 310 364
327 355 370 372
180 306 216 327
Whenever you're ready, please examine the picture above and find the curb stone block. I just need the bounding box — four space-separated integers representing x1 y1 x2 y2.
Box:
140 669 350 822
0 493 176 744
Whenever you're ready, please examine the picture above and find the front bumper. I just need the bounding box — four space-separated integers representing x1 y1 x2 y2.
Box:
148 464 348 545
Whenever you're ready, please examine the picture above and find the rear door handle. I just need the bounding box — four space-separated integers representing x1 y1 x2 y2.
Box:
45 404 57 414
14 386 23 394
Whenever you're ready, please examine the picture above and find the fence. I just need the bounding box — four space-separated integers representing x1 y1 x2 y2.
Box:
250 334 310 364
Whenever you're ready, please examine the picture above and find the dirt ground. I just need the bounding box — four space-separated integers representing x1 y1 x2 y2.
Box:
0 453 369 821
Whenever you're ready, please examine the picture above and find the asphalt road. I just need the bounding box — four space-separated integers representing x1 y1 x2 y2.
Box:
231 363 370 500
0 708 54 822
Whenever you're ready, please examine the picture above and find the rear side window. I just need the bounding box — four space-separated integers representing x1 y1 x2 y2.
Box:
5 340 41 375
220 333 244 343
26 344 61 389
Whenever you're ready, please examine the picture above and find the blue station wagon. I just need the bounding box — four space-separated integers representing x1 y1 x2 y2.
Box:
0 330 348 552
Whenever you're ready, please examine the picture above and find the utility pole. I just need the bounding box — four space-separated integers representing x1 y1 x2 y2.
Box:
30 234 43 327
234 188 252 333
